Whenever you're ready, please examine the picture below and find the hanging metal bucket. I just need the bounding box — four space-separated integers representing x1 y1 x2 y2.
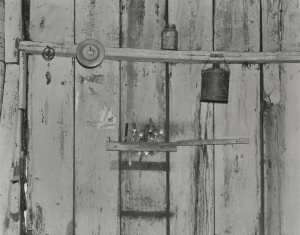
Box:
201 55 230 103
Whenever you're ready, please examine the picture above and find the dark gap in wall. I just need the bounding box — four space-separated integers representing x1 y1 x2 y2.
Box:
21 53 29 234
166 63 170 235
73 1 76 234
212 0 215 51
165 0 170 235
259 1 265 234
72 58 76 235
22 0 30 40
20 1 30 230
118 1 123 235
0 64 5 119
73 0 76 44
165 0 168 25
212 0 216 234
279 1 283 52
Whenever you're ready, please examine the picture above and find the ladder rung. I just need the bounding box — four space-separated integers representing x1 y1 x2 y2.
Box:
120 161 167 171
121 210 171 218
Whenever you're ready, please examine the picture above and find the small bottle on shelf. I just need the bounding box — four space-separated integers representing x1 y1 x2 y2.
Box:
161 24 178 50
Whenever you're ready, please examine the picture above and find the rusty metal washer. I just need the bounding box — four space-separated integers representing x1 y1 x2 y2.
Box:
76 39 105 68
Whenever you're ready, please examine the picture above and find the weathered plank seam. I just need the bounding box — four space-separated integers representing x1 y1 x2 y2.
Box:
259 0 264 234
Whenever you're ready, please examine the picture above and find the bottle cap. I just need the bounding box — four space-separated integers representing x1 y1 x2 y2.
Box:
165 24 176 28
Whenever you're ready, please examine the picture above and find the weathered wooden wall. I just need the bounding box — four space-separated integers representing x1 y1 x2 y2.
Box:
214 1 261 234
0 1 22 235
26 1 74 234
74 0 119 234
169 0 214 234
263 1 300 234
120 1 167 234
1 0 300 235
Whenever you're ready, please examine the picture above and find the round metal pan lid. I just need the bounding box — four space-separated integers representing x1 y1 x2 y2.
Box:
76 39 105 68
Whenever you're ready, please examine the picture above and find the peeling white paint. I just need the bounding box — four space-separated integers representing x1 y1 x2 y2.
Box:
97 107 116 129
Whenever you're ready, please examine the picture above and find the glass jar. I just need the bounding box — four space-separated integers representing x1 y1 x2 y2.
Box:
161 24 178 50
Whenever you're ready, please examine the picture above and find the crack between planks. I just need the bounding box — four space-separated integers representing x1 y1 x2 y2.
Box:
73 1 76 234
118 1 123 235
259 1 265 234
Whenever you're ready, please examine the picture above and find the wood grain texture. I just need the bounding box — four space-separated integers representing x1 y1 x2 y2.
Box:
22 40 300 64
27 56 74 235
107 141 177 152
263 1 300 234
29 0 74 44
4 0 18 63
177 138 249 146
74 0 120 234
27 1 74 234
168 0 214 235
120 0 166 234
0 65 20 235
214 1 261 234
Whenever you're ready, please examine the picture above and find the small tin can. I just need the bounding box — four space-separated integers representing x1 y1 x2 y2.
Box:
161 24 178 50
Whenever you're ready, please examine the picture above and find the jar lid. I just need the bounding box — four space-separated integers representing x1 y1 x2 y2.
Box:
165 24 176 28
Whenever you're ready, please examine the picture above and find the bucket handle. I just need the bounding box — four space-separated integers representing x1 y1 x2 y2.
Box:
202 54 230 72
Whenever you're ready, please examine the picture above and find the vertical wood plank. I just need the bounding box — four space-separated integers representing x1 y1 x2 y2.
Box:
0 65 19 235
29 0 74 44
4 0 19 63
214 1 261 234
27 56 74 235
27 1 74 234
263 1 300 234
74 1 119 234
120 0 166 234
168 0 214 235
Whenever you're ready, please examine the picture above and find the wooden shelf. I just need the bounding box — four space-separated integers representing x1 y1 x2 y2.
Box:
19 40 300 64
177 138 249 146
107 138 249 152
106 141 178 152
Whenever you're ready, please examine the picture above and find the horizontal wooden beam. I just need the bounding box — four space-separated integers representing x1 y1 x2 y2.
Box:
106 141 178 152
121 210 172 218
107 139 248 152
177 138 249 146
119 161 167 171
19 40 300 64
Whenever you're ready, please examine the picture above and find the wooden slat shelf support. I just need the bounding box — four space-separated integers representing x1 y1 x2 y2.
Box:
19 40 300 64
106 138 249 152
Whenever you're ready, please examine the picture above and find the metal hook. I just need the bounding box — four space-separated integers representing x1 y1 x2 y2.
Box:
42 45 55 61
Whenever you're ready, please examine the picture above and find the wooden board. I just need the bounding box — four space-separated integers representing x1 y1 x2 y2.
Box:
120 0 166 234
177 138 249 146
29 0 74 44
263 1 300 234
107 141 177 152
74 0 120 234
0 65 20 235
27 56 74 234
4 0 18 63
214 1 261 234
26 1 74 234
168 0 214 235
20 40 300 64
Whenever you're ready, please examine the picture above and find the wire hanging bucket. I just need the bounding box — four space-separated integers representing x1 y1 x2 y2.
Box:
201 54 230 103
